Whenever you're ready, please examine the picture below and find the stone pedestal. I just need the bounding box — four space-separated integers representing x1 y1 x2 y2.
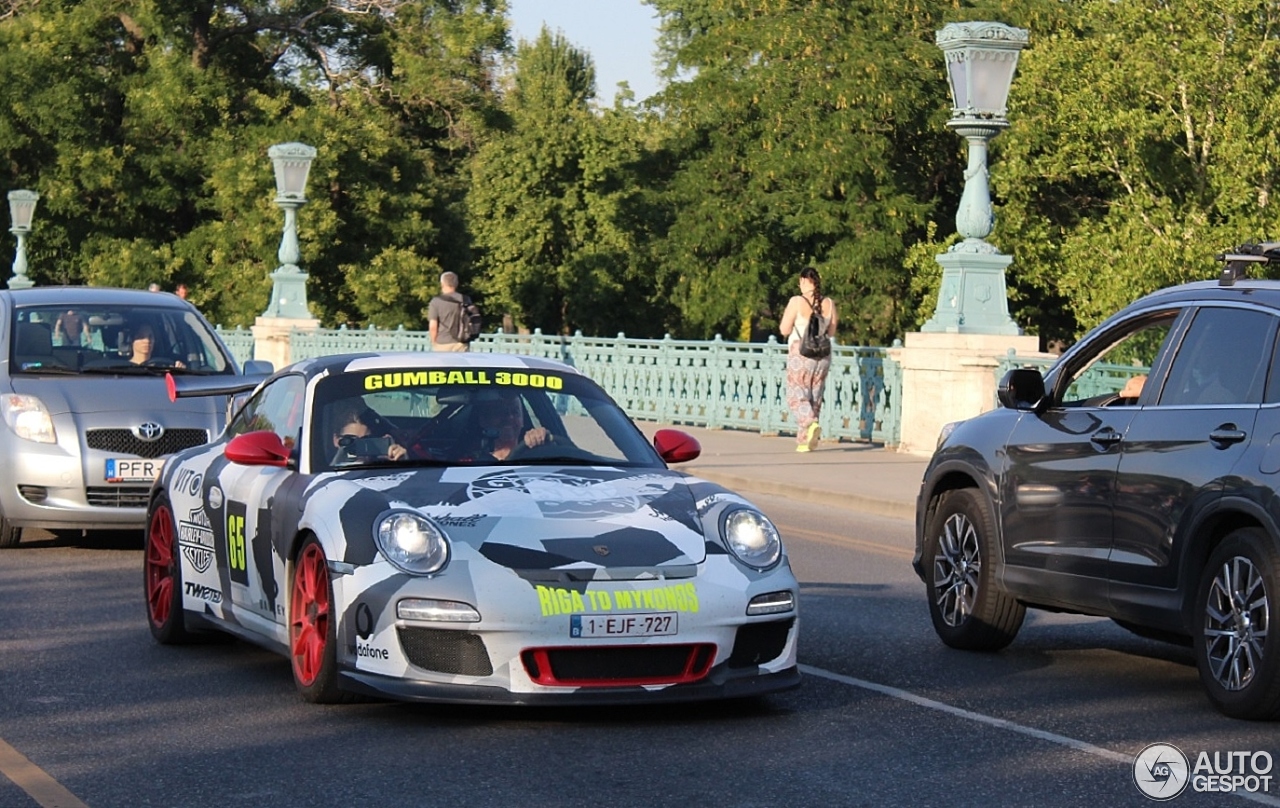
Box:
890 331 1047 456
251 315 319 371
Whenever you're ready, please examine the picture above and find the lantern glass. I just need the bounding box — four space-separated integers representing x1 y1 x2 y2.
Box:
968 53 1018 116
268 143 316 199
7 191 38 232
946 59 969 110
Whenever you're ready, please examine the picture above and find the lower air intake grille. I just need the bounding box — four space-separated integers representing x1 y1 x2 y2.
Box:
396 627 493 676
85 428 209 459
85 487 151 508
727 619 794 668
522 644 716 687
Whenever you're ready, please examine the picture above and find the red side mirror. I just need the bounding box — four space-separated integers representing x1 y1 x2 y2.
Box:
225 430 290 467
654 429 701 464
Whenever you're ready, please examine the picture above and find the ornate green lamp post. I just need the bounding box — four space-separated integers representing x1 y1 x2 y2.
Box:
921 21 1028 335
7 190 38 290
262 142 316 319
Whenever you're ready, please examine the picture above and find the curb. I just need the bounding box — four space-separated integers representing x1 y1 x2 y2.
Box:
687 469 916 523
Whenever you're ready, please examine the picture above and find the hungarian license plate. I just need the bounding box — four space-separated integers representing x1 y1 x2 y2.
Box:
105 458 163 483
570 612 677 638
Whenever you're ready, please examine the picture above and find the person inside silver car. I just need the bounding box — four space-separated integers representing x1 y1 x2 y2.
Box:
125 321 184 368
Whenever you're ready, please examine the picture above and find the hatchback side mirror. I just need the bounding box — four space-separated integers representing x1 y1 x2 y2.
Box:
997 368 1046 411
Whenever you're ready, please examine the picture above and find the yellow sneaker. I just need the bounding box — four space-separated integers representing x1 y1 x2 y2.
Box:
806 422 821 451
795 444 810 453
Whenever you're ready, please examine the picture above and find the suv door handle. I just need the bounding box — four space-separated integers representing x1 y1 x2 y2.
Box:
1209 425 1247 447
1091 427 1123 448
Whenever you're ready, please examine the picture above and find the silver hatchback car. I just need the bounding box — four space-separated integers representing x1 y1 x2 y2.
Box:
0 287 268 547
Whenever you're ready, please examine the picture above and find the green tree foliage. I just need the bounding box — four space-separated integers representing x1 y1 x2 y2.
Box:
467 29 660 336
0 0 506 327
996 0 1280 340
646 0 954 344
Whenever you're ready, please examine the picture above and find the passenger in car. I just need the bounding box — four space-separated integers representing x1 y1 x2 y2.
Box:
331 405 407 464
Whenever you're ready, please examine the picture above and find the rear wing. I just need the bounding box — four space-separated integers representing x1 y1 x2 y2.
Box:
166 372 270 403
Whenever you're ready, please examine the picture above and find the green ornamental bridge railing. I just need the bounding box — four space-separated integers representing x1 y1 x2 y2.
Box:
218 325 902 446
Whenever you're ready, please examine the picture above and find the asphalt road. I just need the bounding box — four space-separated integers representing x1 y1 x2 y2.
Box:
1 499 1278 808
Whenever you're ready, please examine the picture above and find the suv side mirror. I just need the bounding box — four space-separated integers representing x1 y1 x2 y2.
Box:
997 368 1046 411
243 359 274 375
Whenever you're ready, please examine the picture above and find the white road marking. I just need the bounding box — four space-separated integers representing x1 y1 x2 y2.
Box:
800 663 1280 806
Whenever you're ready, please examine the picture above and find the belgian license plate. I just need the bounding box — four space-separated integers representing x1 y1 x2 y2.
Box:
105 458 163 483
570 612 677 638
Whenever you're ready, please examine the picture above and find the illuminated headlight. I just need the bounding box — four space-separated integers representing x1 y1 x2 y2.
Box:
397 598 480 623
1 394 55 444
374 511 449 575
721 509 782 570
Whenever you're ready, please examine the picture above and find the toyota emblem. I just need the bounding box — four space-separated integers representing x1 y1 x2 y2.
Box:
134 422 165 442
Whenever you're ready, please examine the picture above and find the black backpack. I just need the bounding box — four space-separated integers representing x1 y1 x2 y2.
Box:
799 298 831 359
456 296 483 343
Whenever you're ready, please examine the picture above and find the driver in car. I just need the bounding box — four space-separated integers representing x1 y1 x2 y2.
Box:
331 405 407 465
473 390 551 461
128 322 185 368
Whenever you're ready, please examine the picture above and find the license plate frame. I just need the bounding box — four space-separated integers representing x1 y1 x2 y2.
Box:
105 457 164 483
569 612 678 639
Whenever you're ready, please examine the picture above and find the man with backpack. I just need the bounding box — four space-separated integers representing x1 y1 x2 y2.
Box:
428 271 481 352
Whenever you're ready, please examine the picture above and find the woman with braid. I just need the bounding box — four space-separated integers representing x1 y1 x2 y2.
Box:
778 266 838 452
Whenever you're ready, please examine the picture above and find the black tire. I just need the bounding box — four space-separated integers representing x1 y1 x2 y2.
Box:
0 511 22 548
144 495 195 644
1193 529 1280 720
923 488 1025 650
289 536 355 704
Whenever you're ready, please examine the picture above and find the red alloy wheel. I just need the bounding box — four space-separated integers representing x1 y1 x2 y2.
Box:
145 504 176 628
290 542 331 687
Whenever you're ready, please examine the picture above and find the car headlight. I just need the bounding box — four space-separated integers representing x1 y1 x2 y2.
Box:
935 420 960 450
374 511 449 575
721 509 782 570
1 394 55 444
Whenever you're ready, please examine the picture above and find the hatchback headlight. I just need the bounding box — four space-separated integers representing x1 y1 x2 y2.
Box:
721 509 782 570
1 394 55 444
374 511 449 575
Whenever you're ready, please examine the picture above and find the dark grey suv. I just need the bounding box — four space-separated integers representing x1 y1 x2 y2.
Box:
914 247 1280 720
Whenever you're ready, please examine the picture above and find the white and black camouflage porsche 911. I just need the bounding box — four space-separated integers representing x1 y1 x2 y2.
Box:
144 352 800 704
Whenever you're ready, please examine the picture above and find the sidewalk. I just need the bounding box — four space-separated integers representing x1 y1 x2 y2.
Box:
636 422 930 522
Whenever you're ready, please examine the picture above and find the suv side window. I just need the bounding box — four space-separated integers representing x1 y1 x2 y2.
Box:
1159 307 1275 406
1061 312 1177 406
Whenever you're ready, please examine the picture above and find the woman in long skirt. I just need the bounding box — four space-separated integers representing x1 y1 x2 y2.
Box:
778 267 838 452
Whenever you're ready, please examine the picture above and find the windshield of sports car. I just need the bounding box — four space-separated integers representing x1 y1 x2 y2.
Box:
312 367 664 470
11 304 232 375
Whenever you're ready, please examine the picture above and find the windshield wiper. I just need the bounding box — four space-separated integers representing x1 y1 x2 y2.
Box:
13 364 79 375
79 364 165 375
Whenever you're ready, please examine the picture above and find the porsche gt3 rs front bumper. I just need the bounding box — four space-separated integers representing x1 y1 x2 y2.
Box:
329 555 801 705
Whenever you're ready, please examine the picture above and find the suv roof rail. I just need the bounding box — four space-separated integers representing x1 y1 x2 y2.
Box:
1216 241 1280 286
